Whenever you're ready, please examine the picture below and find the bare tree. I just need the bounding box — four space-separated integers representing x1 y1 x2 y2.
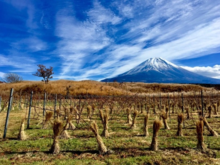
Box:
3 73 23 83
33 65 54 84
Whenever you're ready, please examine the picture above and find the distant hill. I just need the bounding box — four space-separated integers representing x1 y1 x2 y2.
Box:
0 80 209 96
101 57 220 84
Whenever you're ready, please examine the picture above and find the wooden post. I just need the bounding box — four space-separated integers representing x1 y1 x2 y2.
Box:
27 91 33 129
160 93 162 111
201 90 204 117
43 92 46 116
59 95 61 110
146 96 148 111
153 95 155 107
25 94 28 110
70 96 72 107
19 95 22 110
168 94 171 122
212 90 214 102
38 94 40 106
182 93 185 128
3 88 14 139
0 96 2 112
54 94 57 119
182 93 184 113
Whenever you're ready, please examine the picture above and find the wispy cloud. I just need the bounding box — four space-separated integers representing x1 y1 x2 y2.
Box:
82 15 220 79
1 0 220 80
12 37 47 52
0 0 49 75
55 0 121 78
55 16 111 76
88 0 121 25
83 0 220 79
0 72 5 78
0 54 36 73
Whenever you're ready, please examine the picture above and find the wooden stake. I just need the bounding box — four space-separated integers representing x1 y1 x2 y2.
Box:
3 88 14 139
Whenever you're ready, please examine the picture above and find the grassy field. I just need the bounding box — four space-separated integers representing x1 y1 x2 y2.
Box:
0 81 219 164
1 104 220 165
0 80 209 96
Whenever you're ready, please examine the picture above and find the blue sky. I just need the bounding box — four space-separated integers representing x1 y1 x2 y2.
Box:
0 0 220 81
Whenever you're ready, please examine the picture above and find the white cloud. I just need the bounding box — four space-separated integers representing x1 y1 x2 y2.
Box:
135 26 161 43
0 54 36 72
0 72 5 78
54 0 128 79
88 0 121 25
121 5 133 18
114 2 134 18
139 18 220 60
1 0 48 76
55 15 111 77
54 0 220 80
12 37 47 52
123 0 220 44
0 55 14 67
2 0 220 81
103 17 220 78
182 65 220 79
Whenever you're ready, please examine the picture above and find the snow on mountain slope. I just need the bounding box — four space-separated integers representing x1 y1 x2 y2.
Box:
123 57 178 75
102 57 220 84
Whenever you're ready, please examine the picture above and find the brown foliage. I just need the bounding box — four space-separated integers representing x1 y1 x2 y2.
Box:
33 65 54 84
107 82 206 93
0 80 209 97
3 73 23 83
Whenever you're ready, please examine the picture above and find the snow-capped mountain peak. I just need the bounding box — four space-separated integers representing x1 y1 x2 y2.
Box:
101 57 220 84
124 57 178 75
145 57 178 68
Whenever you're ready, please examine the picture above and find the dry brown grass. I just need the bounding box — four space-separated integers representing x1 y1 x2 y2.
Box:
144 113 150 137
0 80 130 96
101 111 109 138
161 111 170 130
0 80 211 97
126 108 132 124
196 119 206 151
130 110 138 129
203 117 218 137
177 113 184 136
50 120 63 154
106 82 208 93
90 121 108 154
42 112 53 129
18 118 27 140
150 119 162 151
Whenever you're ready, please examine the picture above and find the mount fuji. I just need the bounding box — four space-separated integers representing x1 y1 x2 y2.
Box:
101 58 220 84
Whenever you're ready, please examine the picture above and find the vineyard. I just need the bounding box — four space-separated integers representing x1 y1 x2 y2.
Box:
1 86 220 164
